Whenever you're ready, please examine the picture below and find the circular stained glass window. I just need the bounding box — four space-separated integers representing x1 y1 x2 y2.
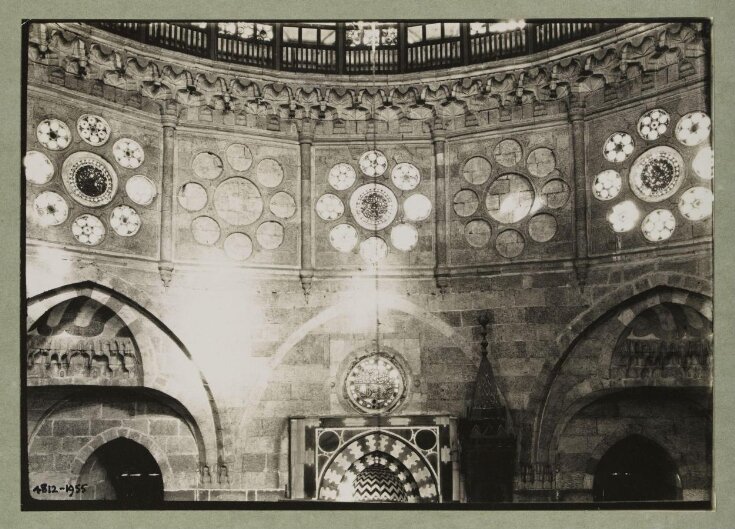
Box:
462 156 491 185
675 112 711 147
33 191 68 226
390 163 421 191
390 223 419 252
76 114 111 146
678 187 713 221
641 209 676 242
112 138 145 169
125 175 157 206
178 182 208 212
629 146 685 203
528 213 557 242
692 146 713 180
453 189 479 217
593 170 623 201
316 194 344 221
270 191 297 219
62 152 118 207
36 119 71 151
225 143 253 172
493 139 523 167
485 174 535 223
213 178 264 226
192 151 224 180
224 232 253 261
495 229 525 258
607 200 640 233
329 223 359 253
24 151 54 185
328 163 357 190
359 150 388 177
191 216 221 246
527 148 556 178
637 108 670 141
403 193 432 222
71 214 105 246
110 205 141 237
256 158 284 188
345 354 405 413
256 221 285 250
350 184 398 230
359 236 389 265
464 219 492 248
603 132 635 163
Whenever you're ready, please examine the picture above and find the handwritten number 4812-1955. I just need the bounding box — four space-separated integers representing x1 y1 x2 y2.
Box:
32 483 88 497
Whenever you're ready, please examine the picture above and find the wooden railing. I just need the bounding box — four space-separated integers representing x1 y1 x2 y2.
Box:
89 21 623 74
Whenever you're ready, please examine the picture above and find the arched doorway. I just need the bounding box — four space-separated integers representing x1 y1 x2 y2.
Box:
79 438 164 504
593 435 680 501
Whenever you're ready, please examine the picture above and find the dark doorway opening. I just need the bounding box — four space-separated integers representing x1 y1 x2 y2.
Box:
79 437 164 505
593 434 680 502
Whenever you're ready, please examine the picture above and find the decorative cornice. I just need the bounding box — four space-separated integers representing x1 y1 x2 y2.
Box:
27 22 708 135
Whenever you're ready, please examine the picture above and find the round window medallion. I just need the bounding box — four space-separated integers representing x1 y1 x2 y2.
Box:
629 146 685 202
593 170 623 201
603 132 634 163
316 194 344 221
359 236 389 265
608 200 640 233
112 138 145 169
345 354 405 413
71 214 105 246
527 148 556 178
213 178 264 226
390 163 421 191
191 216 221 246
493 139 523 167
126 175 157 206
675 112 711 147
403 193 432 222
24 151 54 185
637 108 670 141
36 119 71 151
495 229 525 258
390 223 419 252
692 146 713 180
641 209 676 242
225 143 253 172
110 205 141 237
256 221 285 250
540 179 571 209
270 191 297 219
76 114 111 146
33 191 68 226
178 182 208 212
328 163 357 190
359 150 388 177
62 152 118 207
329 224 359 253
453 189 479 217
462 156 491 185
256 158 284 188
528 213 557 242
485 174 535 223
464 219 492 248
350 183 398 230
224 232 253 261
192 151 224 180
678 187 713 221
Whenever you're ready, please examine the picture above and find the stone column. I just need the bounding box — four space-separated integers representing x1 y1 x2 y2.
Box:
569 96 589 283
288 418 306 499
158 103 178 287
298 120 315 298
432 122 450 292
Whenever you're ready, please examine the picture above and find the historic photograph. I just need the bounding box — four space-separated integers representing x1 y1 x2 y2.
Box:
22 19 712 507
